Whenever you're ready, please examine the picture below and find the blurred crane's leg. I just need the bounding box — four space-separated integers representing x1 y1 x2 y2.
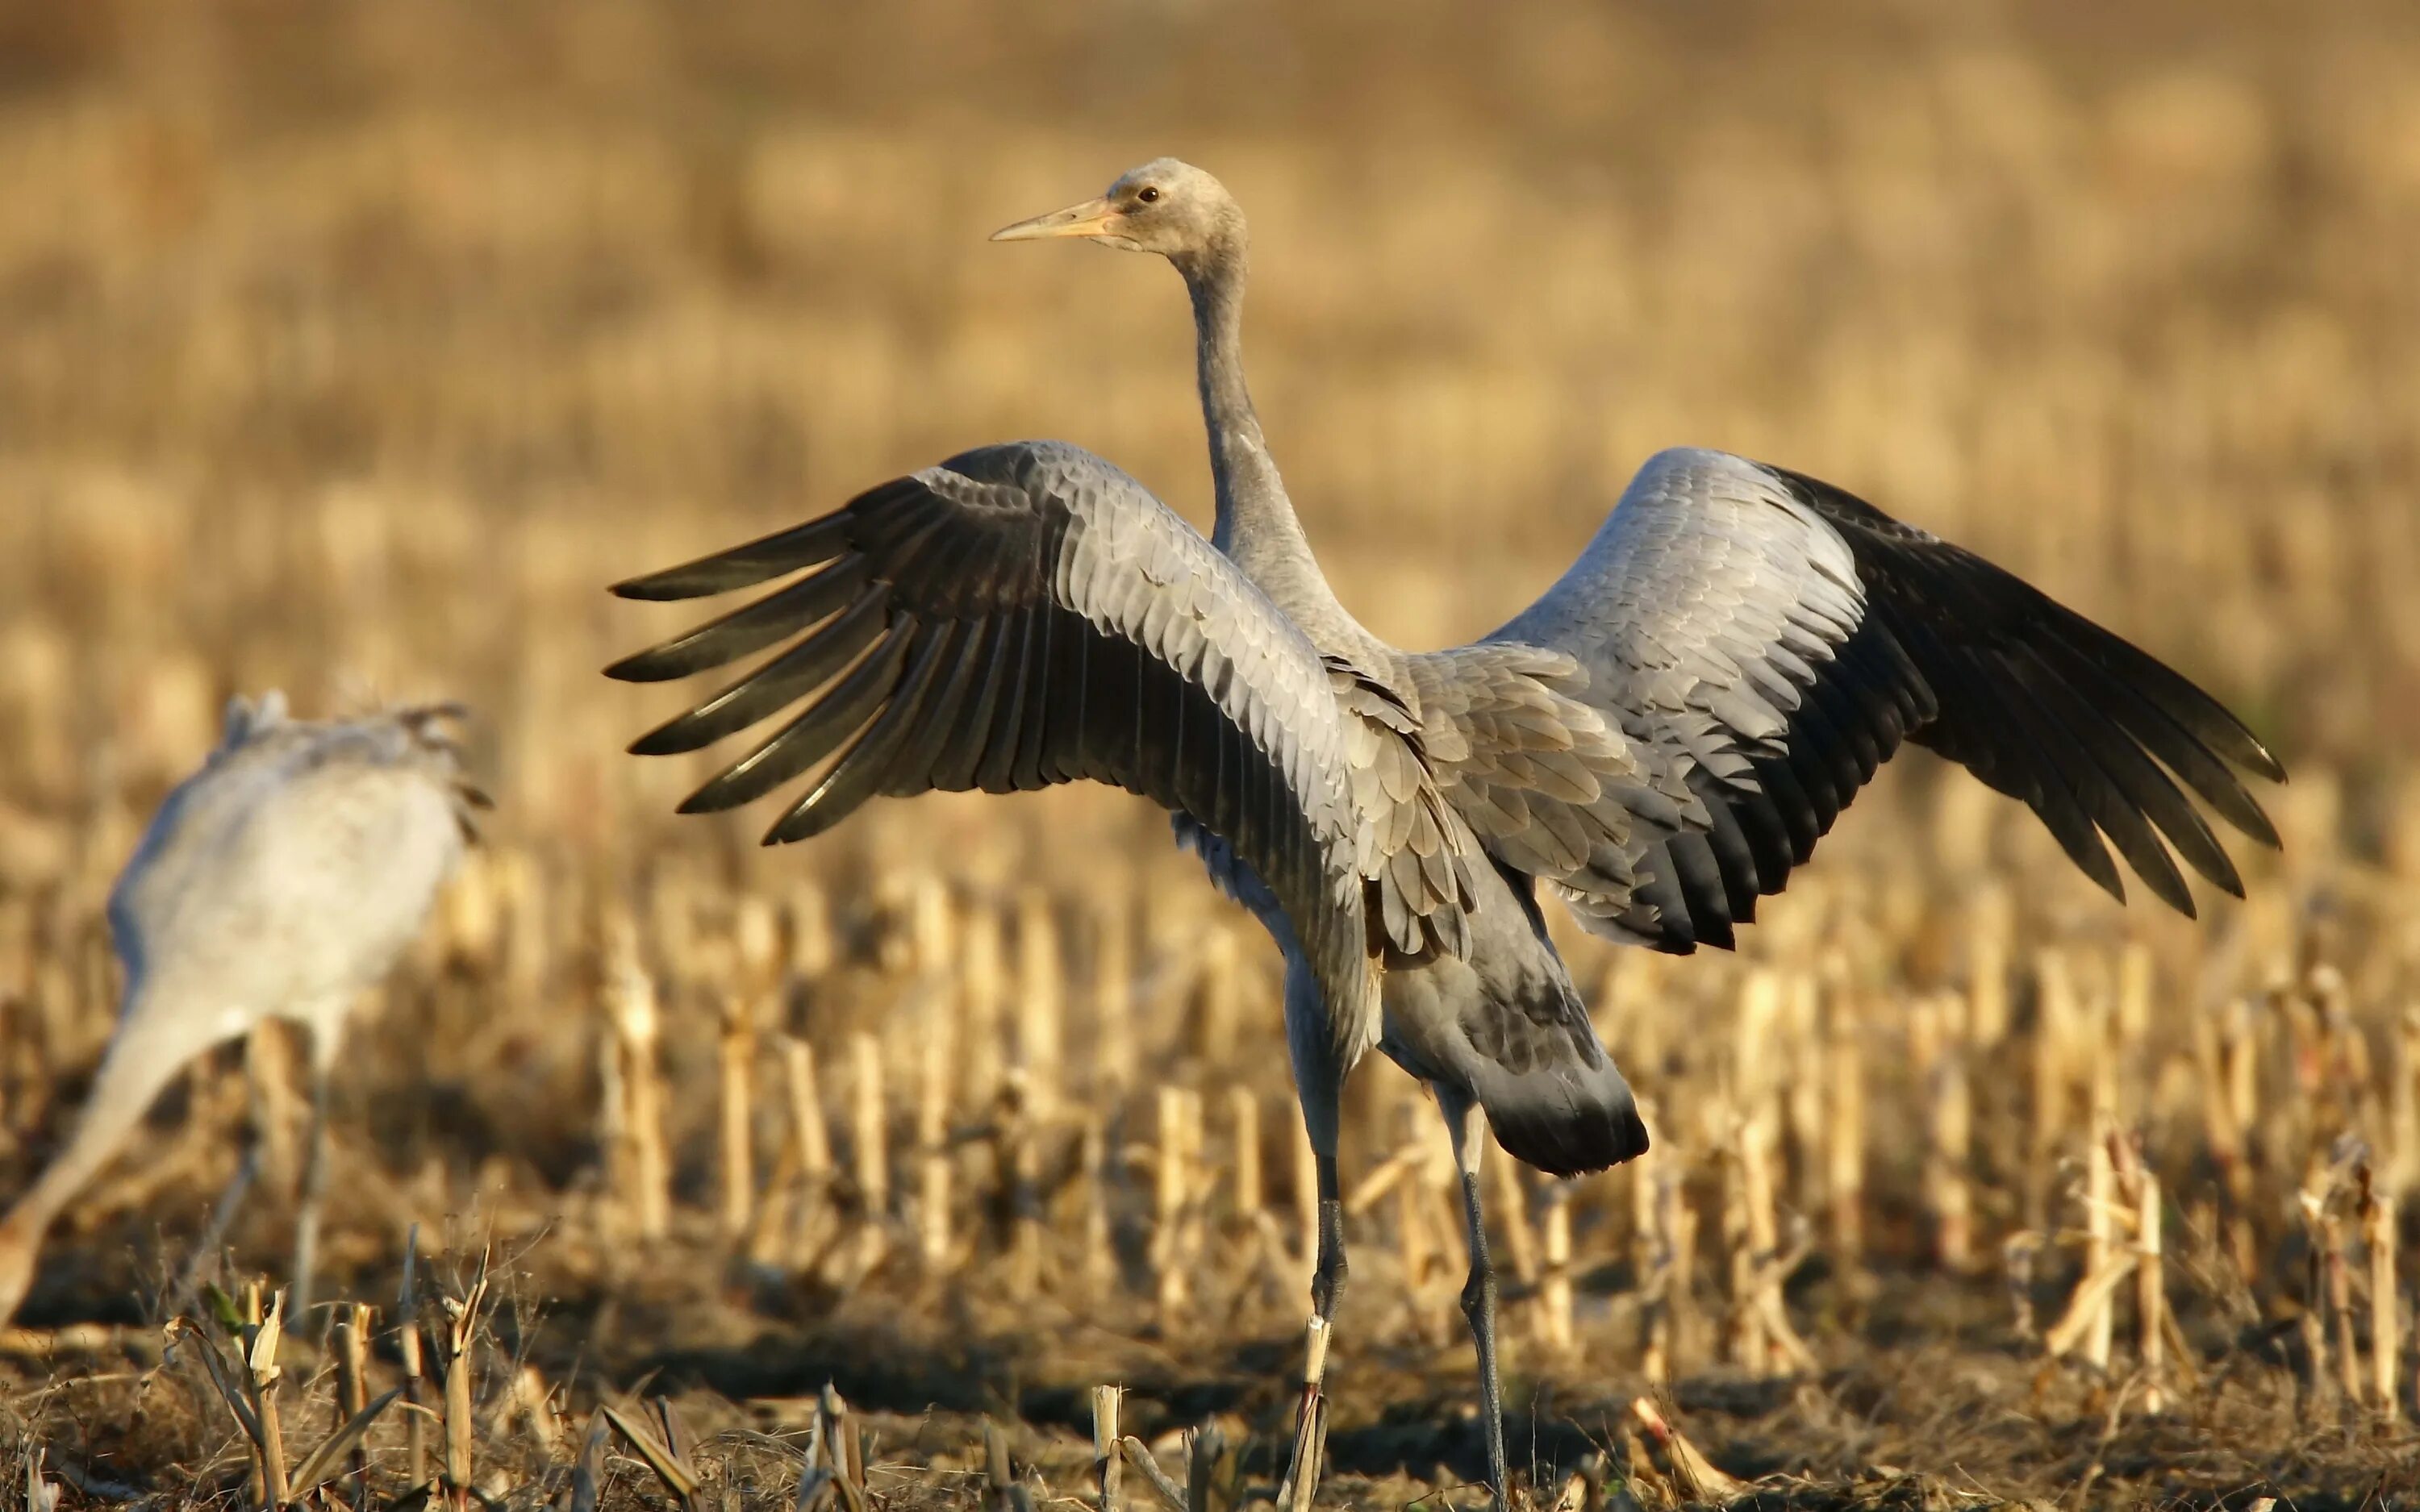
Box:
1439 1089 1509 1512
289 1030 340 1330
1278 959 1348 1512
181 1134 261 1305
178 1045 270 1310
175 1025 290 1307
186 1018 331 1327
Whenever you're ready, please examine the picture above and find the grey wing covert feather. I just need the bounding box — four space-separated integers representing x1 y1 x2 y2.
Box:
1400 644 1692 917
1326 659 1479 963
1491 447 2284 952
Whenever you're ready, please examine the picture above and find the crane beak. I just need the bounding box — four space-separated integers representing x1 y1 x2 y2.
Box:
990 196 1128 244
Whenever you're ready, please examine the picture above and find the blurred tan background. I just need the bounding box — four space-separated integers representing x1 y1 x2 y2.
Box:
2 5 2420 1497
2 0 2416 876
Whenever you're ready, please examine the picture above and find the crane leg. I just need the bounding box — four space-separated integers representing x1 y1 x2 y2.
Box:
1278 1146 1346 1512
289 1057 331 1330
177 1118 261 1312
1439 1090 1509 1512
1275 950 1348 1512
166 1033 282 1314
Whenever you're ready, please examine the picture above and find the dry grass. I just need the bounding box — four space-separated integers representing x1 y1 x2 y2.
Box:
1 2 2418 1507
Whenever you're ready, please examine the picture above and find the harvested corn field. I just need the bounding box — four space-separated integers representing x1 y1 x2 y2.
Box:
2 2 2418 1509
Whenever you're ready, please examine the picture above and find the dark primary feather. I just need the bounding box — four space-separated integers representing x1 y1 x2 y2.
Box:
605 557 873 682
611 516 855 601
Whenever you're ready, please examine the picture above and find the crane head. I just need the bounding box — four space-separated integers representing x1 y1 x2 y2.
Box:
991 157 1243 269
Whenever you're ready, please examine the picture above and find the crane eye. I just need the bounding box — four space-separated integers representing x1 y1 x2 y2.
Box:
1136 186 1160 204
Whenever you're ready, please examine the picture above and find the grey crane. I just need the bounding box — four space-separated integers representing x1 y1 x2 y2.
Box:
0 695 486 1327
607 158 2283 1511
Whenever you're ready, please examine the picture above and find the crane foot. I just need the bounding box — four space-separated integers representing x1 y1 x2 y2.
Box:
1274 1316 1331 1512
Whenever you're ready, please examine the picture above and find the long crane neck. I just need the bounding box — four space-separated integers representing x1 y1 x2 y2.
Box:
0 981 194 1263
1183 251 1366 651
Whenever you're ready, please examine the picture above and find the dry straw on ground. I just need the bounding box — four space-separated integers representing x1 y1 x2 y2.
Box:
1 2 2418 1508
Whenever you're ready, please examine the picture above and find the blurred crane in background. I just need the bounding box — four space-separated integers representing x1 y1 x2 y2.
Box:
0 695 486 1328
610 160 2282 1510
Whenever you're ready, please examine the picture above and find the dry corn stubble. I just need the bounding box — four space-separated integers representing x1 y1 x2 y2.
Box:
4 2 2420 1507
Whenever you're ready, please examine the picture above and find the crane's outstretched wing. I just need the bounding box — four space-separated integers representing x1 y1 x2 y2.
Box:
1489 447 2284 952
606 439 1467 1052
